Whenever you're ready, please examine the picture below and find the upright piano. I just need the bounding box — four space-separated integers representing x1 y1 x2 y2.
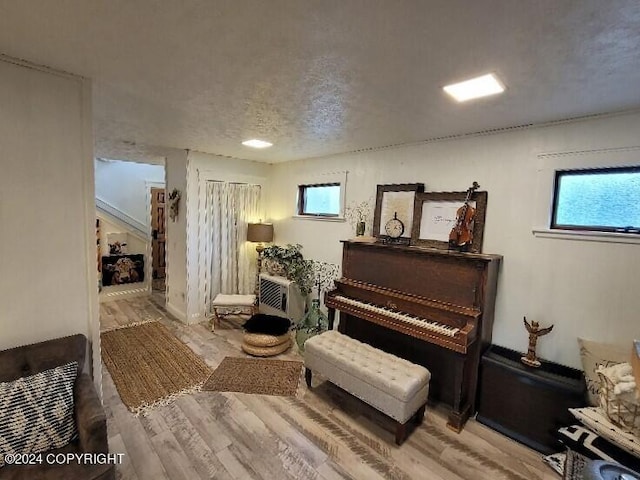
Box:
325 240 501 432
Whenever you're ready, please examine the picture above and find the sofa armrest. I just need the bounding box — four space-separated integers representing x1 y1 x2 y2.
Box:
74 373 109 454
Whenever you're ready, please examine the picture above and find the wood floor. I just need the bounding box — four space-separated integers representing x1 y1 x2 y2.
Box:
100 295 559 480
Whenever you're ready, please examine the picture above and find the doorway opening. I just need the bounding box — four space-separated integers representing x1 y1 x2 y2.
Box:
94 157 166 301
150 186 166 293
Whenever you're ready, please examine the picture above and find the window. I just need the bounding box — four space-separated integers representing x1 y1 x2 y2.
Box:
297 183 341 217
551 166 640 233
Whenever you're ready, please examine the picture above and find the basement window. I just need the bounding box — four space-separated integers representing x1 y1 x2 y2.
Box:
551 166 640 234
297 183 341 217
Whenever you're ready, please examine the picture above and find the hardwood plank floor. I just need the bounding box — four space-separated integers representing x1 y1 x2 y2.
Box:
100 295 559 480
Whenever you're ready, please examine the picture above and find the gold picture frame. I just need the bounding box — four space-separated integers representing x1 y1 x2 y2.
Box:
372 183 425 245
410 190 488 253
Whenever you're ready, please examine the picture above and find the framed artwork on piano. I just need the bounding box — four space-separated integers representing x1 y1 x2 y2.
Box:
372 183 425 245
410 190 488 253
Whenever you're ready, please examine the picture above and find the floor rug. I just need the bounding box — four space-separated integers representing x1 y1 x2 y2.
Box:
203 357 303 396
101 321 212 415
542 452 565 477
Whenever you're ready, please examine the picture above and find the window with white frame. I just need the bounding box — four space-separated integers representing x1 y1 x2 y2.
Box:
551 166 640 234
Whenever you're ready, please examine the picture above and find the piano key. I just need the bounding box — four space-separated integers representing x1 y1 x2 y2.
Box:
333 295 460 337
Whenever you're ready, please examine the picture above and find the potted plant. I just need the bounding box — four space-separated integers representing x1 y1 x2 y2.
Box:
345 199 373 236
295 261 340 352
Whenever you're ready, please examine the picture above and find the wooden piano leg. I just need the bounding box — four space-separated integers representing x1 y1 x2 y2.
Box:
447 343 481 433
327 307 335 330
447 353 471 433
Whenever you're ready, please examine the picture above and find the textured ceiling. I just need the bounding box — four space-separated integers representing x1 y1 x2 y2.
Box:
1 1 640 163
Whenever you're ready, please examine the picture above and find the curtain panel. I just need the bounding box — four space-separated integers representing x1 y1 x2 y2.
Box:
204 181 261 316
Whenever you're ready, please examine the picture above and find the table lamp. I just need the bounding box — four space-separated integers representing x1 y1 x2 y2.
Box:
247 222 274 292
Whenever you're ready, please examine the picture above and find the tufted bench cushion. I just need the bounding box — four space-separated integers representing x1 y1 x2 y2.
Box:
304 330 430 444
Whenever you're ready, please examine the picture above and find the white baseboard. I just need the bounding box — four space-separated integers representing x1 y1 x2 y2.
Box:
100 286 149 302
166 302 187 323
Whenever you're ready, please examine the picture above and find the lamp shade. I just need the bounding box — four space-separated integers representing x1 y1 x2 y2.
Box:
247 223 274 243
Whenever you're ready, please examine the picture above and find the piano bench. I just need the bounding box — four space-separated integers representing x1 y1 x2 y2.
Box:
303 330 431 445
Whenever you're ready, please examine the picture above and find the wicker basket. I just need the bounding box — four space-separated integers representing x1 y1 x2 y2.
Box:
597 370 640 436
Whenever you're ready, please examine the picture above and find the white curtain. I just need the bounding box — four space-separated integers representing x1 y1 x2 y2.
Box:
204 181 261 315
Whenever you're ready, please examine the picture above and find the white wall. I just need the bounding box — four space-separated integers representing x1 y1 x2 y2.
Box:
185 151 271 323
165 149 189 321
95 158 165 228
0 58 99 382
267 111 640 369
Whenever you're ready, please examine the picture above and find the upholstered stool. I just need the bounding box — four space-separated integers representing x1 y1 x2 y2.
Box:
241 314 292 357
211 294 257 330
304 330 431 445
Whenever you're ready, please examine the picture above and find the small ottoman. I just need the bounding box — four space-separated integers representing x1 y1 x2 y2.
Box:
241 314 292 357
211 294 257 330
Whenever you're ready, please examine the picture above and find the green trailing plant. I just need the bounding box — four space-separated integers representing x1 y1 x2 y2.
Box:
262 244 314 296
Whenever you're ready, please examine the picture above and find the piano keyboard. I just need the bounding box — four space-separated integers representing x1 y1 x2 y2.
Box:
332 295 460 338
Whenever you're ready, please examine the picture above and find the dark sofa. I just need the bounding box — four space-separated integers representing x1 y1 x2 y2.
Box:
0 334 114 480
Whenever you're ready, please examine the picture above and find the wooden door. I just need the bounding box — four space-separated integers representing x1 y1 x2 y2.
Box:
151 188 166 279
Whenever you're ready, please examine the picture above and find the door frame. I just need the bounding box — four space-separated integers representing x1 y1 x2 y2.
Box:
146 181 166 294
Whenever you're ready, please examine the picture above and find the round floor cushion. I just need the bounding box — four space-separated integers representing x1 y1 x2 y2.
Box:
243 332 291 347
241 338 292 357
242 332 292 357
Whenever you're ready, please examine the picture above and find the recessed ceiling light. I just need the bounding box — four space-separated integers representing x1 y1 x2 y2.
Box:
242 139 273 149
443 73 505 102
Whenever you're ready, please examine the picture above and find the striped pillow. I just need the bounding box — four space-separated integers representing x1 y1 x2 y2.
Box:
0 362 78 467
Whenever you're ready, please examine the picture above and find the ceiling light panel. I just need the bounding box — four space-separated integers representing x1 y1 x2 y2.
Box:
242 139 273 149
443 73 505 102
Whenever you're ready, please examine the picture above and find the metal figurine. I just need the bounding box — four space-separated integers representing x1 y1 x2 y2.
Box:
521 317 554 368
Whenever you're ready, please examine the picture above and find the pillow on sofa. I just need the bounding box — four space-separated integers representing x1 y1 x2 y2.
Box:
578 338 629 406
243 314 291 336
0 362 78 467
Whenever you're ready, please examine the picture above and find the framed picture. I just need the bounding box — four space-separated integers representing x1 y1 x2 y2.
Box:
372 183 425 244
410 190 488 253
101 254 145 286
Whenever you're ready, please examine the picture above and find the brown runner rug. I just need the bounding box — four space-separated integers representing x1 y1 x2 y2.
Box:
203 357 303 396
101 321 212 415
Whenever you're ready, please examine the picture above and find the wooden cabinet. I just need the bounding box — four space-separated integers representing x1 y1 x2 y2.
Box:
476 345 587 454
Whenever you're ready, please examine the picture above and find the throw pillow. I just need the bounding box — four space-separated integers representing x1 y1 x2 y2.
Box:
578 338 629 406
569 407 640 459
0 362 78 467
243 314 291 336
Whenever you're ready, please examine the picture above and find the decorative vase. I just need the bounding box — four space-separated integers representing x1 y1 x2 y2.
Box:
295 299 329 352
356 221 366 236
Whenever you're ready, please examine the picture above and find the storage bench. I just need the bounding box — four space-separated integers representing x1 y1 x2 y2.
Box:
304 330 430 445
